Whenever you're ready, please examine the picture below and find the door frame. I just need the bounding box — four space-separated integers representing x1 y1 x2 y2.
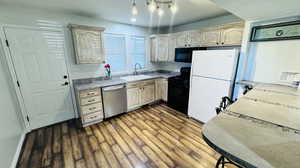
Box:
0 23 75 131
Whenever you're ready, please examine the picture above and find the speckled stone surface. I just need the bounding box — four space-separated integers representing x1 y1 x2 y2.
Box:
73 71 180 91
203 84 300 168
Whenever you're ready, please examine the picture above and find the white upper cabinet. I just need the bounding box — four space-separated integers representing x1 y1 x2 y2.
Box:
70 24 106 64
150 35 169 62
200 27 222 47
220 23 244 46
168 34 177 62
150 22 244 62
175 32 188 47
200 22 244 47
187 30 202 47
173 31 202 48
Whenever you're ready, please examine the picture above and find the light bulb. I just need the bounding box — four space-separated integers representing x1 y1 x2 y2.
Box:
148 1 156 13
170 4 178 13
158 7 164 16
132 4 138 15
131 17 137 22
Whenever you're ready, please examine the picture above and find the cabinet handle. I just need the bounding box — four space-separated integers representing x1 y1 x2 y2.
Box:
87 92 95 96
88 99 95 102
62 82 69 86
89 116 98 119
221 42 224 45
216 42 219 45
89 107 97 110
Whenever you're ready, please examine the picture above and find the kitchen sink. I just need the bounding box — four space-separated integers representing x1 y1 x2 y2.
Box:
120 75 153 82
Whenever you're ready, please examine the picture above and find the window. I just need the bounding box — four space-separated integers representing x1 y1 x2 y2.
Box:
131 36 146 68
104 34 126 72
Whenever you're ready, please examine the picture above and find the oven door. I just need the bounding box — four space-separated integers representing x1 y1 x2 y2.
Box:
167 77 190 114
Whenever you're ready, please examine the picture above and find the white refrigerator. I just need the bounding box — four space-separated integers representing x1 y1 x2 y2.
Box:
188 49 239 123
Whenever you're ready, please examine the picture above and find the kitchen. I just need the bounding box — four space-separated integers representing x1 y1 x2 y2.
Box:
1 0 300 168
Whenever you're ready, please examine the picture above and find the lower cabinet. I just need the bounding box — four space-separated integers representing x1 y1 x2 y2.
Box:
76 88 104 127
126 79 155 111
155 78 168 102
127 87 141 110
141 84 155 105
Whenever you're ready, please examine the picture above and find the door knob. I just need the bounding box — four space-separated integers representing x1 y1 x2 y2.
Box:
62 82 69 86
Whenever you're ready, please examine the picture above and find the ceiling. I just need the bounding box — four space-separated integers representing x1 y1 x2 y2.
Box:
211 0 300 21
0 0 229 27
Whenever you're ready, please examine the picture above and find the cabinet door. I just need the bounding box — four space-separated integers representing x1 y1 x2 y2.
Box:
72 28 105 64
168 34 176 62
150 36 158 62
162 79 168 102
127 87 141 110
155 79 162 100
157 36 169 62
188 30 202 47
141 84 155 105
221 25 244 46
200 28 222 47
175 32 188 48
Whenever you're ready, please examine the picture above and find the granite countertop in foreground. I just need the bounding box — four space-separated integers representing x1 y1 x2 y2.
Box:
73 70 180 91
202 83 300 168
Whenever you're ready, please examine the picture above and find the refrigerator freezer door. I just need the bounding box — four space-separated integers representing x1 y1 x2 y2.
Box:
192 50 238 81
188 76 231 123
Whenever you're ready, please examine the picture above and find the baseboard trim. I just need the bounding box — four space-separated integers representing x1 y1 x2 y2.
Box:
10 130 27 168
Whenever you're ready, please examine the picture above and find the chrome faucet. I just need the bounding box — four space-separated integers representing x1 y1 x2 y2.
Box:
134 63 142 75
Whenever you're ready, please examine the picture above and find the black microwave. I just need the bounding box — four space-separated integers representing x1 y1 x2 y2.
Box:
175 47 206 63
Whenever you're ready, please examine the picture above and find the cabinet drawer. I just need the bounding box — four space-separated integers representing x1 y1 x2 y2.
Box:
79 88 100 98
142 80 155 86
80 96 102 106
81 103 103 115
127 82 140 88
83 112 103 123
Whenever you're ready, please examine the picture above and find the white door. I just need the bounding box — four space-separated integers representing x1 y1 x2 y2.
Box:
192 50 238 80
4 27 74 129
188 77 231 123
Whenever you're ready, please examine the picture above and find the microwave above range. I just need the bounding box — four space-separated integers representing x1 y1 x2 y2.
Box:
175 47 207 63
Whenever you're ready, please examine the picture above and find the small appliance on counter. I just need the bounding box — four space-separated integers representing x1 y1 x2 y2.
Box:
168 67 191 114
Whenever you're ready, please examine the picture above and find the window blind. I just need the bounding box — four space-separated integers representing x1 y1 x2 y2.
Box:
131 36 146 68
104 34 126 72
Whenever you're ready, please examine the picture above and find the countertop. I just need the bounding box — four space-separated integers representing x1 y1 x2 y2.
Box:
73 71 180 91
202 83 300 168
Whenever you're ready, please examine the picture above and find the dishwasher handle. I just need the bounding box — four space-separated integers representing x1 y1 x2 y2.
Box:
102 85 125 91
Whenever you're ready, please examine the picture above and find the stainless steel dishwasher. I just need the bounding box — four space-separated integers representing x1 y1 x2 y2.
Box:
102 84 127 118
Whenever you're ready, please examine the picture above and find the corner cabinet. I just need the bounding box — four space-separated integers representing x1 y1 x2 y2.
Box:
70 24 106 64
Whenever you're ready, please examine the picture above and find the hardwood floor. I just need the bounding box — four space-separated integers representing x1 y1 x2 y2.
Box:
17 104 229 168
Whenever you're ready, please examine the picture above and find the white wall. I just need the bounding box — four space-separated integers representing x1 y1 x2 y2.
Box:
0 4 156 80
243 16 300 83
0 40 25 168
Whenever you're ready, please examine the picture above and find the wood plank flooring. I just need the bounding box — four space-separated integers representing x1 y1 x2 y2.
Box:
17 104 235 168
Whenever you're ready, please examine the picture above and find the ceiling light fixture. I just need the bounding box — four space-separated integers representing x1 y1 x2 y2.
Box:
131 0 177 18
132 0 138 15
157 6 164 16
